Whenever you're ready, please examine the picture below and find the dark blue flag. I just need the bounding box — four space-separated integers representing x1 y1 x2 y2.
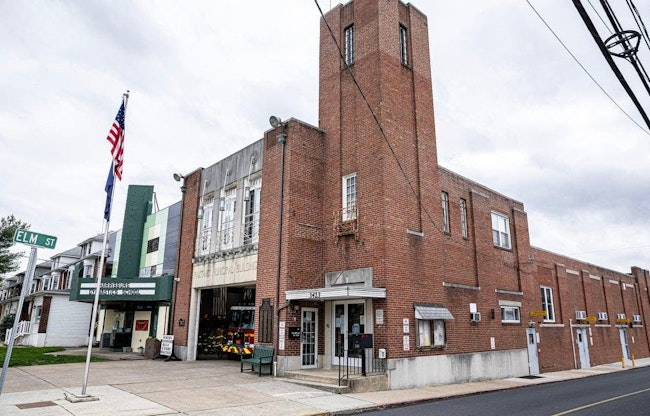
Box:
104 163 114 221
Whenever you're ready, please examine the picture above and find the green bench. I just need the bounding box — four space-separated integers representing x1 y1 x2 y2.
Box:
240 345 274 376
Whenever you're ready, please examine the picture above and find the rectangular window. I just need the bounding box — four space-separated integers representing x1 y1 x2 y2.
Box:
417 319 445 347
344 25 355 66
35 305 42 323
219 189 236 250
441 192 450 234
491 211 511 249
541 286 555 322
200 197 214 255
84 264 93 278
243 177 262 245
460 198 468 238
146 237 159 253
399 25 408 65
501 306 520 323
342 173 357 221
51 275 59 291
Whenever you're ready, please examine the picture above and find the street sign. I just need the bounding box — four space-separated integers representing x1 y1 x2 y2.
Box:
13 229 57 249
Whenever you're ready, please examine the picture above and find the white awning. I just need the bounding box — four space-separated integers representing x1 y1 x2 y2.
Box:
286 286 386 301
414 304 454 320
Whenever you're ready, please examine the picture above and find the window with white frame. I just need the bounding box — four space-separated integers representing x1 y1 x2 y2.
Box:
399 24 408 65
460 198 468 239
491 211 511 249
417 319 445 348
441 192 450 234
42 277 50 291
35 305 42 323
344 25 355 66
83 264 93 278
500 302 521 323
243 177 261 245
199 197 214 255
51 274 59 291
541 286 555 322
220 188 236 250
342 173 357 221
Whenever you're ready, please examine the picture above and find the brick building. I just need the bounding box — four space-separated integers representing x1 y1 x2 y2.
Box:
169 0 650 389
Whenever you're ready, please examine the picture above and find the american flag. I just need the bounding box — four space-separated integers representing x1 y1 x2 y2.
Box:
106 100 126 180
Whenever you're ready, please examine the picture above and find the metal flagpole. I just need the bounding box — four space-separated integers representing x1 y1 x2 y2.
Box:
80 167 115 397
79 91 128 397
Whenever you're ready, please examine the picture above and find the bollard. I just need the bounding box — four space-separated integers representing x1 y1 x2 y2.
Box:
632 354 636 367
622 356 626 368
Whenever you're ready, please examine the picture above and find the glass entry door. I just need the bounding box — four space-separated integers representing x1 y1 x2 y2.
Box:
301 308 318 368
332 301 365 367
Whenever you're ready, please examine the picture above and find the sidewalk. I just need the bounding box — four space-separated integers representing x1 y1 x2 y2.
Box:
0 351 647 416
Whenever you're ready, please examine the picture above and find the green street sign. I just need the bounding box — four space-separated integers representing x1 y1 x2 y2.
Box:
13 229 57 249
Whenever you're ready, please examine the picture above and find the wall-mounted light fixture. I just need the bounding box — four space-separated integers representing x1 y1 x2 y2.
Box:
269 115 282 128
173 173 186 193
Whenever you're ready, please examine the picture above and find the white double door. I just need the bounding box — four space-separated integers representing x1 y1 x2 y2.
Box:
332 300 366 367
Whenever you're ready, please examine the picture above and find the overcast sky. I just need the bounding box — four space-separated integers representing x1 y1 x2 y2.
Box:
2 0 650 275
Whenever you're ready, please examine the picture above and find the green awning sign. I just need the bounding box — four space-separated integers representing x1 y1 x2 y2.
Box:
13 229 57 249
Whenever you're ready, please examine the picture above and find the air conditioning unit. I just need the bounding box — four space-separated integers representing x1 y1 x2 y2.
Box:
470 312 481 322
617 313 627 321
633 315 642 323
378 348 386 359
597 312 608 321
575 311 587 320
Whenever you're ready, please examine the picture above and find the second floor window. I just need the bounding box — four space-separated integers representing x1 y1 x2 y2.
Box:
243 177 262 245
342 173 357 221
491 211 511 249
220 188 236 250
541 286 555 322
441 192 450 234
344 25 355 66
399 25 408 65
460 198 468 238
200 197 214 255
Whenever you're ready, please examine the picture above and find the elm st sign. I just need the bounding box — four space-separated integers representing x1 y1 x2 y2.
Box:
13 229 57 249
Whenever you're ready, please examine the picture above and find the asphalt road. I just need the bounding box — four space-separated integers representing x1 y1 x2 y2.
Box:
359 366 650 416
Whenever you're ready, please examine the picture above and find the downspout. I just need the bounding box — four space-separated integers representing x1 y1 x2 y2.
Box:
570 318 577 369
274 131 287 376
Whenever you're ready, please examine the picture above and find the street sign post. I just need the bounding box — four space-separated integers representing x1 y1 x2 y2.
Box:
0 229 57 396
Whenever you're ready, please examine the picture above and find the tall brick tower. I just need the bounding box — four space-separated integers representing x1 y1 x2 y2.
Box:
318 0 442 355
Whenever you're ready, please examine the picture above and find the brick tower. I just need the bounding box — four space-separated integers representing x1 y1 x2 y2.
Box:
318 0 442 357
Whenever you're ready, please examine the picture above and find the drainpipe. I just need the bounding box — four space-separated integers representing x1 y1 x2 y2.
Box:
274 132 287 376
570 318 577 369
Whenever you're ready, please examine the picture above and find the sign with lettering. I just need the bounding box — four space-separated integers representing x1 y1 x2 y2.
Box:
288 327 301 340
530 310 548 317
160 335 174 357
585 316 598 323
69 276 173 302
13 229 57 249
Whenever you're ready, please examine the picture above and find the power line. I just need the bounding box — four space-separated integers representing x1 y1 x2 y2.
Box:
526 0 650 135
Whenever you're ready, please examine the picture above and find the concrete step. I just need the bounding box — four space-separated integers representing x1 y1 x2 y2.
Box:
282 369 388 393
282 377 351 394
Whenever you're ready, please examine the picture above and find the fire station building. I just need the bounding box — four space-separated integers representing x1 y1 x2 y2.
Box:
169 0 650 390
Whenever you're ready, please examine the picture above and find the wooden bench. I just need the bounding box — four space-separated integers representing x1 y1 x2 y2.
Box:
240 345 274 376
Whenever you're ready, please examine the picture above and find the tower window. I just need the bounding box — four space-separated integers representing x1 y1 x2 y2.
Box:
399 25 408 65
344 25 355 66
441 192 450 234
